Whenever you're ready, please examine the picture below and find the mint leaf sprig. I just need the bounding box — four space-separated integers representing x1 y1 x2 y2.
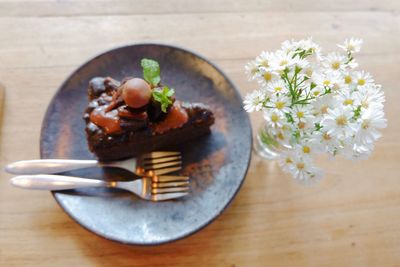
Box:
140 58 175 113
141 58 161 86
152 86 175 113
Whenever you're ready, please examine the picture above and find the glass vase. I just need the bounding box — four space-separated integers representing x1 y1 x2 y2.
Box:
253 122 284 160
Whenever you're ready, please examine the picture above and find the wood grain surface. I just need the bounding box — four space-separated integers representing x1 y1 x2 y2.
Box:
1 1 400 266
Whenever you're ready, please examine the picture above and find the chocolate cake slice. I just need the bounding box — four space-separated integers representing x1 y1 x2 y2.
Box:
83 59 214 161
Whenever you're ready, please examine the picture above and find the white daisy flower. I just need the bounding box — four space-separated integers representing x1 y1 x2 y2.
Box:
265 79 288 95
243 89 266 112
245 60 260 81
322 52 347 71
341 141 373 160
269 50 297 71
354 71 374 88
273 127 293 147
293 138 321 156
263 110 285 129
354 84 385 109
291 105 315 131
310 130 340 155
321 105 357 139
293 58 310 70
297 119 314 132
255 51 274 70
278 150 295 172
341 71 358 89
338 38 363 53
282 37 322 60
256 68 279 87
337 90 359 107
311 71 343 96
312 94 337 116
288 155 323 184
297 37 322 58
354 106 387 145
352 142 374 160
330 75 347 92
292 105 313 122
269 93 291 115
281 39 297 53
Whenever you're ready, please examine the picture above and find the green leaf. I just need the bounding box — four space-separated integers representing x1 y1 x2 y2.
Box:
315 123 323 131
141 58 161 86
285 112 294 124
353 105 362 120
310 82 317 90
152 86 175 113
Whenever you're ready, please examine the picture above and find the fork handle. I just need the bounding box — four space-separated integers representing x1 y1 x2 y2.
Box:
10 174 108 190
5 159 99 175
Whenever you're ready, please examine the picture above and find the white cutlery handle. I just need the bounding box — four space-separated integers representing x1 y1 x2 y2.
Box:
5 159 99 174
10 174 108 190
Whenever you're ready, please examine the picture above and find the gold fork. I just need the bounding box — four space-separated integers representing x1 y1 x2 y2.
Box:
5 151 182 176
10 174 189 201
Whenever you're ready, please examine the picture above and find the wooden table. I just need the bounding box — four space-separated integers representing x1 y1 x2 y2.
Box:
1 1 400 266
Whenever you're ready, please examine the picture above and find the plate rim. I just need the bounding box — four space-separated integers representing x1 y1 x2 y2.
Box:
39 43 252 245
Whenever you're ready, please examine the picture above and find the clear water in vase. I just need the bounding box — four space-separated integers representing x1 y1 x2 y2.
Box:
253 123 283 160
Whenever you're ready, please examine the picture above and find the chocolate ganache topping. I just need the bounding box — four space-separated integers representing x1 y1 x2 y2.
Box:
84 59 186 136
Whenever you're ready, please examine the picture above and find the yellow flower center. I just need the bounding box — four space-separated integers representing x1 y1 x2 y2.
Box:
275 101 285 109
321 106 328 114
323 80 331 86
344 75 352 84
280 60 288 66
285 157 293 164
361 100 369 108
264 72 272 81
297 111 304 118
274 87 282 92
362 120 370 129
313 90 321 96
296 163 305 170
358 79 365 86
271 114 279 122
298 121 306 129
306 68 313 77
323 133 331 141
302 146 311 153
331 61 340 70
343 99 353 105
277 132 284 140
336 115 348 126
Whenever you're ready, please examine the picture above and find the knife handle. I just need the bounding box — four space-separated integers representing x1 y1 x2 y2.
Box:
5 159 99 174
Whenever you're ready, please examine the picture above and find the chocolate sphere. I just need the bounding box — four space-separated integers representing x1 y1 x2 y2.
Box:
122 78 151 108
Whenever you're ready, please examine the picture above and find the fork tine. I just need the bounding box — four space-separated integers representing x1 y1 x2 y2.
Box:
151 187 189 194
152 181 189 188
152 175 189 182
151 192 188 201
142 155 181 165
144 160 182 170
141 151 181 159
150 166 182 176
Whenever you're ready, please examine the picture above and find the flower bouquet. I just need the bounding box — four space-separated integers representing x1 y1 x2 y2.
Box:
244 38 387 183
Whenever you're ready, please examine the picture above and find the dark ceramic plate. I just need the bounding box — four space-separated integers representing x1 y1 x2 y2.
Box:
40 44 252 245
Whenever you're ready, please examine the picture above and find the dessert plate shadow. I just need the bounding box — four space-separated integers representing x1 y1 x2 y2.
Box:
40 43 252 245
